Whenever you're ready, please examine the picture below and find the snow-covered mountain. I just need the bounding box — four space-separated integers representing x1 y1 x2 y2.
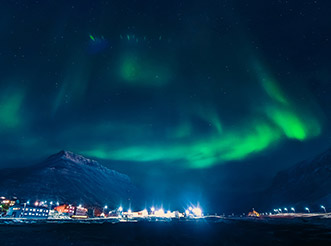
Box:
264 148 331 209
0 151 137 207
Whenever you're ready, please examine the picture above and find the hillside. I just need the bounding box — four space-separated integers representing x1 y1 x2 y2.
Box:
0 151 137 208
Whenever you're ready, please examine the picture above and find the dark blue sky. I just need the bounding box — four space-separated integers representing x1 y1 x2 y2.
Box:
1 0 331 212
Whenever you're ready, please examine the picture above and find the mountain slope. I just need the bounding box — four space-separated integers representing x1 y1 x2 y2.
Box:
264 147 331 209
0 151 137 207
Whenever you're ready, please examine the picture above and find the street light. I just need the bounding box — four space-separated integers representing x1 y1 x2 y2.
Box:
278 208 282 213
284 208 288 213
291 207 295 213
321 205 326 213
118 206 123 212
104 205 108 209
305 207 310 213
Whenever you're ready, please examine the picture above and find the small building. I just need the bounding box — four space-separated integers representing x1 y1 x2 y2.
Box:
54 204 88 218
7 205 49 219
54 204 75 216
75 206 88 216
248 208 260 217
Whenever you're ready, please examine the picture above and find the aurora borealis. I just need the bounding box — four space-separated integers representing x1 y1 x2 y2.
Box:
1 0 331 210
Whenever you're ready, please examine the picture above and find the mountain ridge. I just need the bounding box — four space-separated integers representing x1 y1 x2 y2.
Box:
0 150 137 208
261 147 331 210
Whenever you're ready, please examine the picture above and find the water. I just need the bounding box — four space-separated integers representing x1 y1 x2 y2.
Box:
0 219 330 246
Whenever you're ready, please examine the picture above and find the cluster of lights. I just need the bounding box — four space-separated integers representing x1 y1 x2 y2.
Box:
154 208 165 217
107 204 203 218
30 200 60 207
185 206 202 217
273 205 327 214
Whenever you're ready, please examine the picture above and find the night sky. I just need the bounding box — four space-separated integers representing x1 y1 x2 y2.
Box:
1 0 331 211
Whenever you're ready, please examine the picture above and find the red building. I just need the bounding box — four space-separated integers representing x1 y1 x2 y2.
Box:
54 204 75 216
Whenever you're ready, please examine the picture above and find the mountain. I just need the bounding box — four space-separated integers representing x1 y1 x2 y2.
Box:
262 147 331 210
0 151 137 208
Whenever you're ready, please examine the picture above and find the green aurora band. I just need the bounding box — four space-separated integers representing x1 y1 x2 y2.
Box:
118 53 171 87
82 59 321 168
0 88 24 130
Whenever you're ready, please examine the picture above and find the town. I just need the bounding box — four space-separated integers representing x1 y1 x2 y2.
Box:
1 196 329 223
0 196 204 221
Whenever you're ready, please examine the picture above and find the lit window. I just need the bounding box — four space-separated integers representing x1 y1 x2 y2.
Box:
24 213 27 215
29 213 31 215
33 209 36 212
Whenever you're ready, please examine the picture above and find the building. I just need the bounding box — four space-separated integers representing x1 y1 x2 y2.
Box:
6 205 49 219
74 206 88 217
248 208 260 217
54 204 88 218
54 204 75 216
1 197 19 216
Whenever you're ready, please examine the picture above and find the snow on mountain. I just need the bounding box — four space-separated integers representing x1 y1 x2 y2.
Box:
0 151 137 207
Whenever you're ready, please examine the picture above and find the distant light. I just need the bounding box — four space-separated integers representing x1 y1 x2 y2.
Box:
189 206 193 211
142 209 148 216
104 205 108 209
56 202 59 206
78 204 82 208
27 201 30 205
192 207 202 217
185 210 190 216
50 202 53 205
167 210 171 214
155 208 164 216
128 209 132 214
118 206 123 212
34 201 39 206
151 207 155 212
